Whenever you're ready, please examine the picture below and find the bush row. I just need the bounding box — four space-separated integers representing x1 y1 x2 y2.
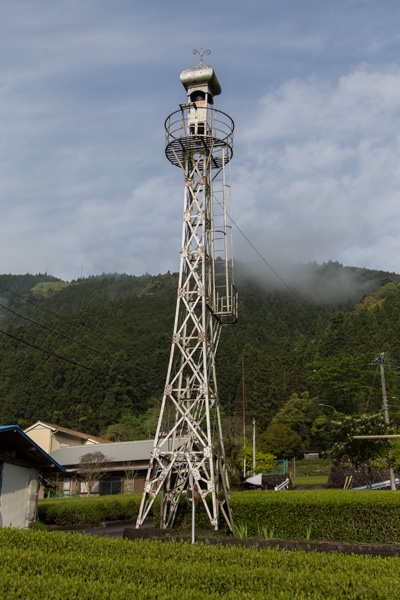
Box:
38 493 142 525
154 489 400 544
1 528 400 599
39 489 400 545
229 489 400 544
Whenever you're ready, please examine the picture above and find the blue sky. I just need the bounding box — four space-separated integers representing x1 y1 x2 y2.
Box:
2 0 400 281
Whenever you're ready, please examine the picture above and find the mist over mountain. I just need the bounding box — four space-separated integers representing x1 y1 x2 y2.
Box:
235 260 400 304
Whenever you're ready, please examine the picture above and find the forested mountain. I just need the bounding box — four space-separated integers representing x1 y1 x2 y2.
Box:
0 272 153 330
1 262 400 453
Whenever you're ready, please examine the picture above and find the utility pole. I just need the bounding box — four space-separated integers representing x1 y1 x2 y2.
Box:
377 352 396 491
242 357 246 478
253 418 256 473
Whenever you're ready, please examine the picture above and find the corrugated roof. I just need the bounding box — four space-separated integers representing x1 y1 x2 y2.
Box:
0 425 65 473
50 438 187 468
50 439 155 466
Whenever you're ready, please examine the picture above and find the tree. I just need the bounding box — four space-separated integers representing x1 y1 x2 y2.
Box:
370 430 400 476
272 392 322 450
257 423 302 459
122 462 137 494
239 441 276 475
106 423 135 442
254 451 277 474
104 405 161 442
330 414 388 488
307 354 381 414
77 451 110 496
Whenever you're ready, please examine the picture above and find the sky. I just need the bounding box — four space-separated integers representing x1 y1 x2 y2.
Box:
2 0 400 281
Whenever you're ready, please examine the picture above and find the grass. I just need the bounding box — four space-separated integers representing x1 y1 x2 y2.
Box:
292 475 328 486
31 281 71 298
232 522 248 539
258 524 275 539
305 523 313 540
289 458 332 478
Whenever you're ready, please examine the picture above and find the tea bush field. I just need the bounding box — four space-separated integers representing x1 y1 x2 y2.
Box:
1 528 400 599
38 492 142 525
230 490 400 543
39 489 400 544
154 490 400 544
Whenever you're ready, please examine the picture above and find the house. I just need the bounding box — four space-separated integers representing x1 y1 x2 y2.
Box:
50 437 186 496
0 425 64 528
24 421 110 454
50 439 156 496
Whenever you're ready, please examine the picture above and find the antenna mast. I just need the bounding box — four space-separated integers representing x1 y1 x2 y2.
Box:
136 42 237 531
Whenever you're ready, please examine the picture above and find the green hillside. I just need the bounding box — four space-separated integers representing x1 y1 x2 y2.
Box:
0 263 399 453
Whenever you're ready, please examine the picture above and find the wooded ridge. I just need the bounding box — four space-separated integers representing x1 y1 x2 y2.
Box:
1 261 400 455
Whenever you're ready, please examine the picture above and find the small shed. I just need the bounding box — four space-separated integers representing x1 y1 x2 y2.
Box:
303 452 320 460
0 425 64 528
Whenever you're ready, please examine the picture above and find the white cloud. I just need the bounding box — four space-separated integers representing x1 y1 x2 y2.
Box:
2 1 400 280
234 66 400 274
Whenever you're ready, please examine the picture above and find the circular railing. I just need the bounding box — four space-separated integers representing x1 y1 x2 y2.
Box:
165 106 234 168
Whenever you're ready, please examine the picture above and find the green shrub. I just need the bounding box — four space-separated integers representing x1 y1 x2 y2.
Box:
152 493 224 530
38 493 142 525
0 528 400 599
155 489 400 544
229 489 400 543
39 489 400 545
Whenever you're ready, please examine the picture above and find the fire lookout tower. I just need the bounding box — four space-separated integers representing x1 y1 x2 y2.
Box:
136 43 237 531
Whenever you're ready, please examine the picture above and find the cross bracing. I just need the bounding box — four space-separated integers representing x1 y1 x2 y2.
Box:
136 91 236 531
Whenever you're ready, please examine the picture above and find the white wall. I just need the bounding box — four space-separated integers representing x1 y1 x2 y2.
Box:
0 463 38 528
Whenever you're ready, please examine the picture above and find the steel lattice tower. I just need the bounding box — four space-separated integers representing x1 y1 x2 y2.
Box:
136 44 237 531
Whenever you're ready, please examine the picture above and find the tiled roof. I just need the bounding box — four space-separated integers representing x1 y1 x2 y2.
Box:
24 421 110 444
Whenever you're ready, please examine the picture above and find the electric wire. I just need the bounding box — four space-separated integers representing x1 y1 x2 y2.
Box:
0 188 368 407
365 362 379 412
0 283 81 323
0 328 134 385
230 215 305 305
0 282 133 353
0 192 306 386
0 290 164 381
211 192 305 306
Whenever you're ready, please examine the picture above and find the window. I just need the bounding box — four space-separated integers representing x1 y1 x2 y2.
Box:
100 476 122 496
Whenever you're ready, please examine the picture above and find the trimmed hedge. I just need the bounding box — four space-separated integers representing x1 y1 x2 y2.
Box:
154 489 400 544
1 528 400 599
38 493 142 525
229 490 400 544
39 489 400 545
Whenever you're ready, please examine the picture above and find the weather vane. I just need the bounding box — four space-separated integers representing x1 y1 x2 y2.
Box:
193 33 211 65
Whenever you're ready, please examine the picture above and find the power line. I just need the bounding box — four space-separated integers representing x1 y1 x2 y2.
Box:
211 191 305 305
0 205 315 394
365 362 380 412
0 328 133 385
387 361 400 370
230 216 304 305
0 288 164 381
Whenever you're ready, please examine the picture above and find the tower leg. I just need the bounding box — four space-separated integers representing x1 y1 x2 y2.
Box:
136 153 233 532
